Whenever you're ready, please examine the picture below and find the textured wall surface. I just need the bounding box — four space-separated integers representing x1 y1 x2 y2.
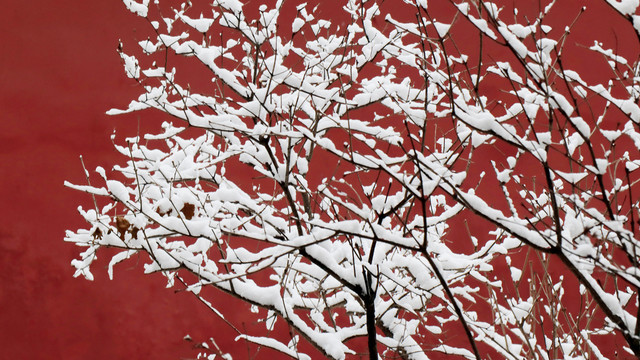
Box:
0 2 241 359
0 1 633 359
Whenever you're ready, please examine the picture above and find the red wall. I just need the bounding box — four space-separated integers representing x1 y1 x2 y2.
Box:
0 2 234 359
0 1 635 359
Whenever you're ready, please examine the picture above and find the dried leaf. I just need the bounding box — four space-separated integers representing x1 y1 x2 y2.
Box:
181 203 195 220
91 227 103 240
115 216 130 240
129 226 140 238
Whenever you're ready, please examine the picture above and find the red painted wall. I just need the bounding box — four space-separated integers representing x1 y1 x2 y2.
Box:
0 1 635 359
0 2 234 359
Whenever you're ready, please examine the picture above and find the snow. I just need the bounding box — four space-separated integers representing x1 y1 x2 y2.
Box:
601 129 622 141
434 22 451 37
237 335 311 360
292 17 305 33
498 27 528 58
510 267 522 282
606 0 640 15
106 180 130 202
215 0 243 13
433 344 475 358
507 23 535 38
123 0 149 17
178 13 215 33
555 170 587 184
634 15 640 35
120 53 140 79
64 182 109 196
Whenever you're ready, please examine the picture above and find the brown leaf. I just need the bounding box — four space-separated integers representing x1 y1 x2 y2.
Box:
128 226 140 239
115 216 130 240
181 203 195 220
157 208 170 217
91 227 103 240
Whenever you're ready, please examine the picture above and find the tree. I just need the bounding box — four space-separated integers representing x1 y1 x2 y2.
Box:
66 0 640 358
